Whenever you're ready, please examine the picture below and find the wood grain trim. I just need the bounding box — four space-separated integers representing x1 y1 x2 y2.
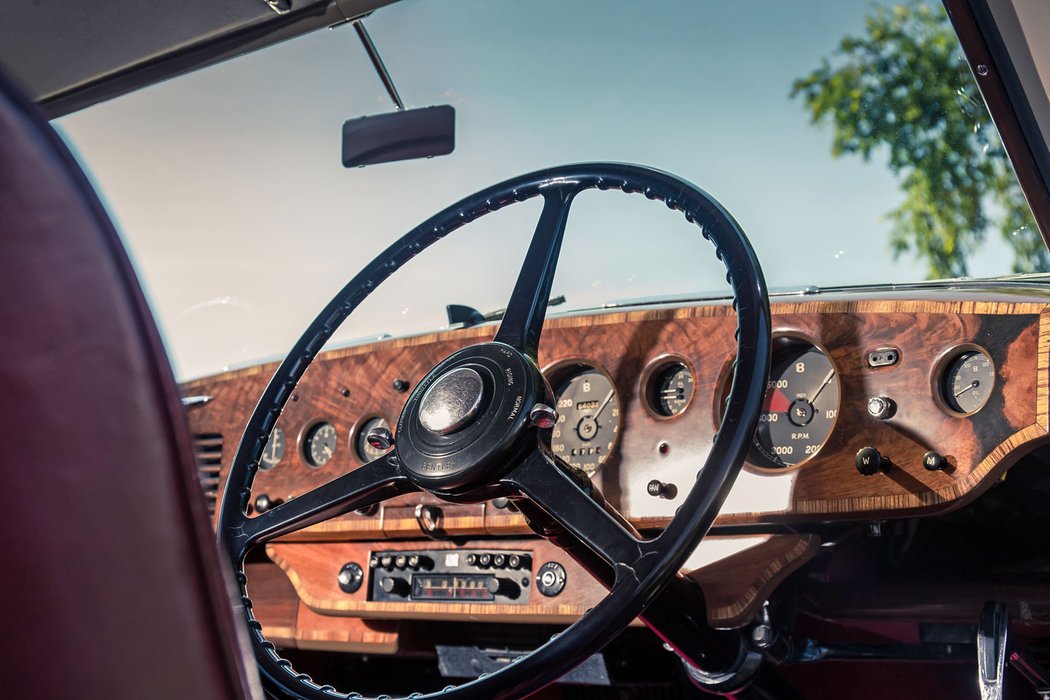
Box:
266 540 609 625
291 604 399 654
1038 306 1050 431
688 534 820 628
185 295 1050 535
179 298 1048 389
265 535 822 640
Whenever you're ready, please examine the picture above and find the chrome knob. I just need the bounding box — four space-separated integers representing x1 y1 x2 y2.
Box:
366 427 394 450
867 396 895 420
529 403 558 429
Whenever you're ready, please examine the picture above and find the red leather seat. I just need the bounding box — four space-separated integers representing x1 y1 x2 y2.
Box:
0 71 259 698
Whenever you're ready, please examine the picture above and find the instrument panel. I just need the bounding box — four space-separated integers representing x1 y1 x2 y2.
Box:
182 291 1050 655
183 292 1049 529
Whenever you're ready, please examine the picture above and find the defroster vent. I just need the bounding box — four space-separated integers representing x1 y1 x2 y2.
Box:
192 432 223 515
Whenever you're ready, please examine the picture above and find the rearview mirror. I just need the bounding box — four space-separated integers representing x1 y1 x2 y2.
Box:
342 105 455 168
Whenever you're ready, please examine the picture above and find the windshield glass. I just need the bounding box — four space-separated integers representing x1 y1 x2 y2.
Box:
57 0 1044 379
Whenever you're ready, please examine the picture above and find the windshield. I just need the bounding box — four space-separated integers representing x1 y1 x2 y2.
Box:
57 0 1044 379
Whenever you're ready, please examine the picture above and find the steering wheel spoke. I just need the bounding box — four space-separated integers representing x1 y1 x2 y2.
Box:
504 450 649 573
492 184 579 358
228 456 416 558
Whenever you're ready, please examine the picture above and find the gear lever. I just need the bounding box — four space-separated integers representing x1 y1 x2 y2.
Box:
977 602 1009 700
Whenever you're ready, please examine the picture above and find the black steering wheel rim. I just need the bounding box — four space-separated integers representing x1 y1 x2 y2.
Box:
217 162 771 699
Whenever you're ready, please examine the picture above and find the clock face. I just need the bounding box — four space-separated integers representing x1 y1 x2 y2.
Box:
304 422 337 468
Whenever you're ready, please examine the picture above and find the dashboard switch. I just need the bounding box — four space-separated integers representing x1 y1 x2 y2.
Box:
536 562 567 597
866 396 896 420
856 447 890 476
923 451 947 471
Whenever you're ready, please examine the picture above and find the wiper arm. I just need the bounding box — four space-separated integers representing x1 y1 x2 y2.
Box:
446 295 566 328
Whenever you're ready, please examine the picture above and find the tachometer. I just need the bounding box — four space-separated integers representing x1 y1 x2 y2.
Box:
751 343 839 469
940 349 995 415
550 368 620 476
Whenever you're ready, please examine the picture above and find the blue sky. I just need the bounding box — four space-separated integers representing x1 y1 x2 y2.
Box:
57 0 1020 379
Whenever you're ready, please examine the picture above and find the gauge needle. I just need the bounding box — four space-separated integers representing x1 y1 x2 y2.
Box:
593 389 615 419
809 369 836 404
323 444 333 457
954 380 979 398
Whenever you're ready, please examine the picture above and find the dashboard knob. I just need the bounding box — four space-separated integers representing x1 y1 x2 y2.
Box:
855 446 889 476
923 451 947 471
647 480 677 499
366 427 394 450
867 396 896 420
529 403 559 429
536 562 567 597
379 576 408 596
253 494 276 513
337 562 364 594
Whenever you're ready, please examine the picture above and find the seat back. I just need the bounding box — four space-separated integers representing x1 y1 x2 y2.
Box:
0 71 259 699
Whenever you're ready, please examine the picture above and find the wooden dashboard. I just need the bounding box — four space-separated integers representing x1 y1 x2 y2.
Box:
182 289 1050 650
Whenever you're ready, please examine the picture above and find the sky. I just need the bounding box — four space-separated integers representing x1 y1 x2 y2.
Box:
55 0 1022 379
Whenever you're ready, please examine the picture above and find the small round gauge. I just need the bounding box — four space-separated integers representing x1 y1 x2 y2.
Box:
259 427 285 470
647 361 695 417
304 421 338 468
941 349 995 414
751 343 840 469
550 368 620 476
355 416 392 463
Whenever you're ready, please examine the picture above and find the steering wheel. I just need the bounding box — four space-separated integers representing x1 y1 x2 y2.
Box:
218 163 771 699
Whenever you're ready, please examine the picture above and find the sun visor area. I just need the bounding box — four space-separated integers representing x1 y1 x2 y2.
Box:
0 0 397 118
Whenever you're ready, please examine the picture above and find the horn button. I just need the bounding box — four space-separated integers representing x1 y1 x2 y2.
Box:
418 366 484 435
395 342 543 493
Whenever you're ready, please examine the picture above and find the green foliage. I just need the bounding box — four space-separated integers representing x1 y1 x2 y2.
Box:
791 1 1047 278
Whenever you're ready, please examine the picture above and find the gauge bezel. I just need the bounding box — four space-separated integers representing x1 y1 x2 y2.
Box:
640 354 697 421
350 415 392 465
932 343 996 417
541 358 622 476
715 331 841 475
300 419 338 469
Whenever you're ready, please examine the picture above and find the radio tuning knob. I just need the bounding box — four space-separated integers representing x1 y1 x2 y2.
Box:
379 576 409 596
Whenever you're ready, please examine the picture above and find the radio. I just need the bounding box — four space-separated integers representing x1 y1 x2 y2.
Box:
368 549 533 604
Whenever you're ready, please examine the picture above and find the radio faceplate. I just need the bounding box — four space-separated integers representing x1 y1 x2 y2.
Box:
368 549 533 605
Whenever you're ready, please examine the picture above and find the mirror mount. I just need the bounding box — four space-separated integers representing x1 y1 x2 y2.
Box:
341 19 456 168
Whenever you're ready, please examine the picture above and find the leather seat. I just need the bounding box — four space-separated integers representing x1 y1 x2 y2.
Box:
0 70 260 699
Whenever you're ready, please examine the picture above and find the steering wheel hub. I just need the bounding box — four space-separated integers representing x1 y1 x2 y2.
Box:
418 366 485 434
395 342 546 493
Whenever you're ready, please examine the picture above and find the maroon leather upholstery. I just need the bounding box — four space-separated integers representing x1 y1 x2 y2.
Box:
0 72 260 698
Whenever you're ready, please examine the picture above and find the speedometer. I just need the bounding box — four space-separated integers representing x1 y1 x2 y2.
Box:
550 368 620 476
751 343 839 470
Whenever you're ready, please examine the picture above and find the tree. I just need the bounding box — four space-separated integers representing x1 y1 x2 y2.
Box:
791 1 1047 278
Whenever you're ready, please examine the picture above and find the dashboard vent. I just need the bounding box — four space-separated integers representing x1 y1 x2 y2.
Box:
192 432 223 515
